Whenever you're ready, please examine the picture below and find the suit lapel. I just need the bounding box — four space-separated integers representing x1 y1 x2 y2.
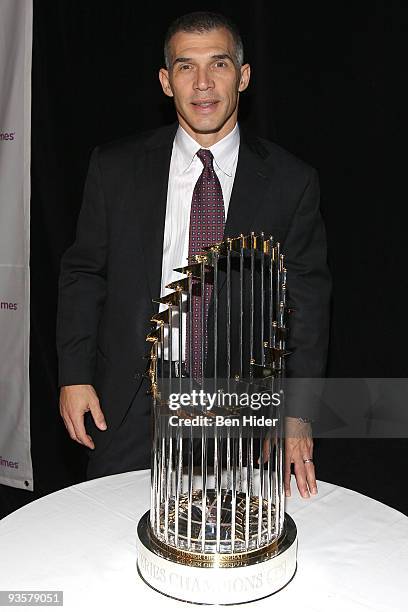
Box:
137 123 178 303
212 129 272 299
224 128 272 239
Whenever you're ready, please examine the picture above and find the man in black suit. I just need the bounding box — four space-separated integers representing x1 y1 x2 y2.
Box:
57 12 331 498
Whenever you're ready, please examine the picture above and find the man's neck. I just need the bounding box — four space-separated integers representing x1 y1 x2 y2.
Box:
177 115 238 148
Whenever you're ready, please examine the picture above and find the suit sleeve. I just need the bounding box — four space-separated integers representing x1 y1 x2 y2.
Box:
283 169 331 415
56 147 108 387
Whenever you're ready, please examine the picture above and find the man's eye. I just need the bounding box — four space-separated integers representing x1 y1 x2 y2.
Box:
215 61 227 68
180 64 192 70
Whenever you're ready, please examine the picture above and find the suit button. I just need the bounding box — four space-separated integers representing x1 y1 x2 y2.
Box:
134 371 141 380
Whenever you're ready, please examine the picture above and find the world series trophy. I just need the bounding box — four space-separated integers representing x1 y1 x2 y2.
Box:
135 233 298 604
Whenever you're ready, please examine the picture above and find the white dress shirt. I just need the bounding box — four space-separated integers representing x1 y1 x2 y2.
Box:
159 123 240 361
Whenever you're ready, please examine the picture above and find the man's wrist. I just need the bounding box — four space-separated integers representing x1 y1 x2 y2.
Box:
284 416 313 438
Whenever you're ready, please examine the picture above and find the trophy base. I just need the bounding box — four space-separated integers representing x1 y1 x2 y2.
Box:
136 511 297 605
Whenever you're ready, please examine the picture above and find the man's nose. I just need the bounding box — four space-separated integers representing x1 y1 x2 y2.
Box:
194 67 214 91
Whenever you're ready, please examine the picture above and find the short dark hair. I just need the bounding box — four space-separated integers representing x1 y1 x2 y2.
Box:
164 11 244 69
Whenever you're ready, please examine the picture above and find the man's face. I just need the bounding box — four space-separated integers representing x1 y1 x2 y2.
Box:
159 27 250 140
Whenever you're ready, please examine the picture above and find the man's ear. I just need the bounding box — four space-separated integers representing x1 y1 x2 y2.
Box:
238 63 251 93
159 68 174 98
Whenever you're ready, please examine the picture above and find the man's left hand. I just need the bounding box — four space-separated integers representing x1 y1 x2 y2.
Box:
259 417 318 498
284 417 317 498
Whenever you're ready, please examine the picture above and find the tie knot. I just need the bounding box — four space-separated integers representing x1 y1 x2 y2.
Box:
196 148 214 169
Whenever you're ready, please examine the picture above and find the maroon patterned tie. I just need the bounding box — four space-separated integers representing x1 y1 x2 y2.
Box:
187 149 225 381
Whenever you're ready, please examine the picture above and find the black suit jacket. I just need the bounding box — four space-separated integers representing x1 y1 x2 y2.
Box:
56 122 331 459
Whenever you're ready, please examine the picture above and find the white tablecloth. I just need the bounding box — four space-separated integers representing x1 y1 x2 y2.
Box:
0 471 407 611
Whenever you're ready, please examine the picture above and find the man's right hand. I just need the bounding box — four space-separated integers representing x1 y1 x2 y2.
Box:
59 384 107 450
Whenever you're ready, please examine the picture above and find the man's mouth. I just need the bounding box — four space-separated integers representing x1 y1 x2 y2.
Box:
191 100 219 112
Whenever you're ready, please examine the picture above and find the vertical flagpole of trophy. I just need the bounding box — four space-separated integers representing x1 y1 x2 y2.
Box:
136 233 298 605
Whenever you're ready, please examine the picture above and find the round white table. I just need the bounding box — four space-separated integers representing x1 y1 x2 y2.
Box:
0 471 407 611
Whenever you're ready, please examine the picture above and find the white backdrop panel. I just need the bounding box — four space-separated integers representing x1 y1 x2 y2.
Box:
0 0 33 490
0 267 31 489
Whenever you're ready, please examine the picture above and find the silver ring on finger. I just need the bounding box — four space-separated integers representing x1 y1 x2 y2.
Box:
303 458 313 464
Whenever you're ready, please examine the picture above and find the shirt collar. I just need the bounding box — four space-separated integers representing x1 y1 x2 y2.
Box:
174 123 240 177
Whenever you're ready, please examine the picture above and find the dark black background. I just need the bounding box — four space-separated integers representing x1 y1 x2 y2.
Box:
1 1 406 518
